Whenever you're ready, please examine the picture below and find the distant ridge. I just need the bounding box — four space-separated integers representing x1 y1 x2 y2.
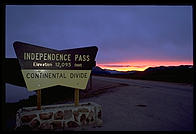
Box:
131 65 193 83
92 66 111 75
5 58 26 87
92 66 128 75
92 65 193 74
92 65 193 83
145 65 193 72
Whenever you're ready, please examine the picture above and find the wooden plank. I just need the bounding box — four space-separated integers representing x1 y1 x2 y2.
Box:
74 88 79 106
37 89 41 110
90 74 92 90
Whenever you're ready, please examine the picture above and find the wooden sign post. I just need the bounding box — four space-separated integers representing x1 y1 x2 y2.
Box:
90 74 92 90
74 89 79 106
37 90 41 110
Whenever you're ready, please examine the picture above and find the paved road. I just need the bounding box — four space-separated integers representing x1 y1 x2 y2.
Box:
80 76 193 131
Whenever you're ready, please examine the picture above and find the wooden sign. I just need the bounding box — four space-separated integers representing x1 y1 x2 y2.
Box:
13 41 98 91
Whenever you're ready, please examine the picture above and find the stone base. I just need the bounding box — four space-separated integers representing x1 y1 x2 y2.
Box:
15 102 103 130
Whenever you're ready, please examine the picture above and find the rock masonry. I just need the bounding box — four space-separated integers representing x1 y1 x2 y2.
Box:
15 102 103 131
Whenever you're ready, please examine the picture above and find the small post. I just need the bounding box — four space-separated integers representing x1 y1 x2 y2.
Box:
37 89 41 110
74 88 79 106
90 74 92 90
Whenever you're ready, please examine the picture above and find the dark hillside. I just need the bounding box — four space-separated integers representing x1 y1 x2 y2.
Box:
130 65 193 83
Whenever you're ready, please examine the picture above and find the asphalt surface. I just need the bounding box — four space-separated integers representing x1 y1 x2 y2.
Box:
80 76 193 131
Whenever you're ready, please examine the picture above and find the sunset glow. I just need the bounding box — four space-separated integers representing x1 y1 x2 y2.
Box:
97 60 193 71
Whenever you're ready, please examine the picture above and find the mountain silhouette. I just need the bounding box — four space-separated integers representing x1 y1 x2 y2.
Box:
5 58 26 87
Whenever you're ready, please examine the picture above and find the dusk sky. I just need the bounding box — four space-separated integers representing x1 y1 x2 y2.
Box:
6 5 193 71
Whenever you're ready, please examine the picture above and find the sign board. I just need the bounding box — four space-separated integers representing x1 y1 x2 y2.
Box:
13 41 98 91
